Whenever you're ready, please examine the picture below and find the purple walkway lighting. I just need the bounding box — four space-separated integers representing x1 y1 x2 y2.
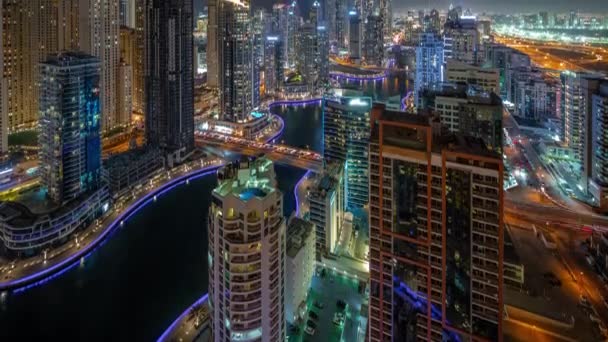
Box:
267 98 322 108
329 72 387 81
1 164 222 292
156 293 209 342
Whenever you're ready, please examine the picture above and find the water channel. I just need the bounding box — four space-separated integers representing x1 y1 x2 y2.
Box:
0 75 408 340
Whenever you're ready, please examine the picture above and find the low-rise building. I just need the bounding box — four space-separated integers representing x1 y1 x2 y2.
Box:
285 216 315 324
104 146 163 199
0 187 109 257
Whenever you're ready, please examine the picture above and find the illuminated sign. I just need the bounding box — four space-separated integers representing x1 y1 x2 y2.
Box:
267 36 279 41
349 98 369 107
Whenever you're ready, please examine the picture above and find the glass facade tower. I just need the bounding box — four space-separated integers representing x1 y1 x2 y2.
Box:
39 52 102 204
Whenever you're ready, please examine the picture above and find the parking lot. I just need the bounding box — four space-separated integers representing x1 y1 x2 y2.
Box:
287 266 366 342
505 225 605 341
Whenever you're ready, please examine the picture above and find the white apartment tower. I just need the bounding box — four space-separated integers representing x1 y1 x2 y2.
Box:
82 0 122 131
208 158 286 342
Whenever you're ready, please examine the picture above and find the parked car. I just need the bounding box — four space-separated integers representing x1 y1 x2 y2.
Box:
580 295 591 307
304 325 315 335
313 300 325 309
590 313 602 323
333 312 345 326
309 311 319 320
337 299 347 310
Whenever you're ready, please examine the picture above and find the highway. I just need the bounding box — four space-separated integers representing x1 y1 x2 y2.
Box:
495 35 608 73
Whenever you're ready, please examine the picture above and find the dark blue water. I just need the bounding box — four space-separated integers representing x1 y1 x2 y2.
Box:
0 76 404 340
0 105 323 341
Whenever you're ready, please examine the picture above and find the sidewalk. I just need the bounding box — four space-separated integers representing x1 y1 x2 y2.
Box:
0 157 224 291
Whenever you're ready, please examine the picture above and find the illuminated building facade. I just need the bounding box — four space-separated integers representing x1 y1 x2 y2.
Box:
297 23 319 89
207 0 219 87
348 10 362 61
590 82 608 212
363 13 384 67
145 0 195 163
264 36 284 95
2 0 81 129
219 0 254 122
368 105 504 342
443 17 479 65
445 60 500 95
285 217 315 323
39 52 103 204
415 32 444 107
323 90 372 209
317 25 330 85
208 158 286 342
309 162 344 258
82 0 122 131
420 84 504 153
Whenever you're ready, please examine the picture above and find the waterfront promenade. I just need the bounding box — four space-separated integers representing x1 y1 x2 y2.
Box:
0 157 224 292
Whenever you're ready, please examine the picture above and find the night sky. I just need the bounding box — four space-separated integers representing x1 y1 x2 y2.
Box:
195 0 608 14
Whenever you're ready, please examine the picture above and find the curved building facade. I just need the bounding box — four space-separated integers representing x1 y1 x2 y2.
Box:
208 158 286 342
0 187 109 256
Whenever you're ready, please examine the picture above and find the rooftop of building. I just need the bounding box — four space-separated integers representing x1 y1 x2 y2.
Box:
286 217 315 258
104 145 161 171
309 163 343 199
0 188 105 228
41 51 99 67
421 82 502 106
214 157 278 200
370 104 500 160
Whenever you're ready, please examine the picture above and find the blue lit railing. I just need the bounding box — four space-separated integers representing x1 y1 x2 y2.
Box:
156 293 209 342
1 165 222 293
267 98 322 108
394 276 461 341
330 71 386 81
294 170 313 218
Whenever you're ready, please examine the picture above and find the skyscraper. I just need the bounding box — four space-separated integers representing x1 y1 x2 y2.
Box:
2 0 81 129
368 104 504 341
119 0 135 27
348 10 362 61
443 17 480 65
415 32 444 107
590 81 608 212
316 25 330 86
145 0 194 163
208 158 286 342
264 35 284 95
297 23 319 89
0 0 6 154
363 13 383 66
132 0 146 115
272 3 290 69
323 90 372 209
39 52 103 205
218 0 254 122
207 0 219 88
286 2 300 69
334 0 347 49
82 0 122 131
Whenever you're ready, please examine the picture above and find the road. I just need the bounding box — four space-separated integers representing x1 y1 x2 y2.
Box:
195 131 323 172
495 35 608 73
502 108 606 227
504 217 607 341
